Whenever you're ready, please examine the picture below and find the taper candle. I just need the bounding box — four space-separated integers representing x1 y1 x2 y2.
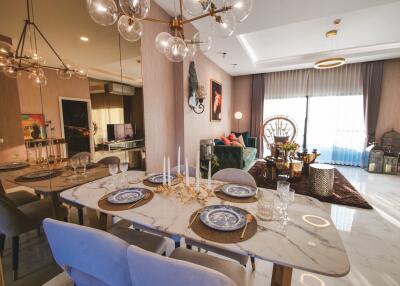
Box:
167 156 171 187
196 151 200 191
185 157 189 187
208 159 212 190
177 146 181 175
163 156 166 185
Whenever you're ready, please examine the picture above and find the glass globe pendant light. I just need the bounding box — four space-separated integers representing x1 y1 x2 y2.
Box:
119 0 151 20
3 64 20 78
212 11 237 38
118 15 143 42
87 0 118 26
224 0 252 23
183 0 211 16
28 68 47 87
165 37 188 62
57 68 73 80
192 32 212 52
155 32 172 54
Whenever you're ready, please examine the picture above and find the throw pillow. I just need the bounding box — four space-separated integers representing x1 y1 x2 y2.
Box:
228 133 237 141
232 131 249 146
214 139 224 146
231 141 243 148
220 136 231 145
237 135 246 148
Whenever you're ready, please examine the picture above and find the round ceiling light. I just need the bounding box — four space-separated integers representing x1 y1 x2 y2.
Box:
314 57 346 70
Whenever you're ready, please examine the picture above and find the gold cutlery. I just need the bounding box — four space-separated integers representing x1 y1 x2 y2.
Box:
188 211 200 228
128 193 149 209
241 214 253 240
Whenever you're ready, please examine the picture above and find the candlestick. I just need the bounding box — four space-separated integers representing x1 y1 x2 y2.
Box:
208 159 212 190
196 151 200 192
167 156 171 187
177 146 181 175
163 156 166 185
185 157 189 187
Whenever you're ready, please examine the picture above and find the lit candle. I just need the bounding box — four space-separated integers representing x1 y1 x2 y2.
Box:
208 159 212 190
185 157 189 187
196 151 200 191
177 146 181 175
167 156 171 187
163 156 166 185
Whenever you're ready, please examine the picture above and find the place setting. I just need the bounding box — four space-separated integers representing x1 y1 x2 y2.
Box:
188 204 258 243
14 168 62 182
214 183 259 203
0 161 30 172
98 187 154 211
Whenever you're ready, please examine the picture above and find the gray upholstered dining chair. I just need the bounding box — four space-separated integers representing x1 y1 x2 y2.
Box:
97 156 120 165
127 244 247 286
171 165 197 177
186 168 257 271
43 218 132 286
0 197 68 280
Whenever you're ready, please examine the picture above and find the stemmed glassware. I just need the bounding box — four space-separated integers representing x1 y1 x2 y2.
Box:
119 161 129 187
70 158 79 181
80 155 89 177
277 180 291 222
108 163 119 188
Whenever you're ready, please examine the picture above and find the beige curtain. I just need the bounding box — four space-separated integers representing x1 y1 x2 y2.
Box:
265 69 309 99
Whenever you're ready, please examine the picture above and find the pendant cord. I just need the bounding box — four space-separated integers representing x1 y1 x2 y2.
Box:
118 27 124 95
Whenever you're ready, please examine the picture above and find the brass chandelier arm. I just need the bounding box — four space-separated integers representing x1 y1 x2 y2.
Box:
181 6 232 24
143 17 171 24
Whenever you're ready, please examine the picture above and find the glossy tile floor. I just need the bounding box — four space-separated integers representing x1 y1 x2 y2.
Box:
2 166 400 286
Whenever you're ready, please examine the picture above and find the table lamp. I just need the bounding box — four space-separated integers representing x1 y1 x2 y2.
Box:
234 111 243 132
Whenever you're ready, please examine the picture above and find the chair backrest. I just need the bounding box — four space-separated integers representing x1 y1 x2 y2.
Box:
43 219 132 286
97 156 120 166
263 115 297 147
212 168 257 187
71 152 91 161
0 179 5 196
171 165 197 177
126 245 236 286
0 196 31 236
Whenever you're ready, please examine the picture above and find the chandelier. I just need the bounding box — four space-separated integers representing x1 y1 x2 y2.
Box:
0 0 87 87
314 19 346 70
87 0 253 62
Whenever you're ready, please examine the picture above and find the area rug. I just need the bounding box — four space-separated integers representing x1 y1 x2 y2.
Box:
248 161 373 209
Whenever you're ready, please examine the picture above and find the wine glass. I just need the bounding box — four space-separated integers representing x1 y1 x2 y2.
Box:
80 155 89 177
70 158 79 181
108 163 119 187
277 181 290 222
119 161 129 187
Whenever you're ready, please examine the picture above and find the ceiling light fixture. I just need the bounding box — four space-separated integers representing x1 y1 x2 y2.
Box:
314 19 345 70
80 36 89 42
87 0 253 62
0 0 87 86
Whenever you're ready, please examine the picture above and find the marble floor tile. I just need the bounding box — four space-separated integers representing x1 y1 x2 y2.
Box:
2 167 399 286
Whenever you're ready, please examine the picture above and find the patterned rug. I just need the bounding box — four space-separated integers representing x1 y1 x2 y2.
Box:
249 161 373 209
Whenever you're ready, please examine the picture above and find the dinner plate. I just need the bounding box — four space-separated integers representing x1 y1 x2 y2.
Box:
146 174 176 184
21 169 58 180
0 162 29 171
107 188 145 204
221 184 257 198
199 205 247 231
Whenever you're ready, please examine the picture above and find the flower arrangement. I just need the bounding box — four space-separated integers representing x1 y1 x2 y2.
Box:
282 142 300 152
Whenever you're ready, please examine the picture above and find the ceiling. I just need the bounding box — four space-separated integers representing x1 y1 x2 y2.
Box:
0 0 142 86
156 0 400 76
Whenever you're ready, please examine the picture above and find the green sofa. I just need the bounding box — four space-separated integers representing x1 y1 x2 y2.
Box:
213 137 257 171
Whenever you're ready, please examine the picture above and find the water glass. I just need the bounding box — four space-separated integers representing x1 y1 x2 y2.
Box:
80 155 89 177
257 192 274 221
277 181 291 221
119 161 129 186
70 158 79 180
108 163 119 186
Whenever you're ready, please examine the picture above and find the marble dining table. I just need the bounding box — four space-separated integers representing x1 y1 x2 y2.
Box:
60 170 350 286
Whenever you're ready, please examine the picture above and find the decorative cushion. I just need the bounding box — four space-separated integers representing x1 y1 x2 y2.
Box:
233 131 249 147
237 135 246 148
231 141 243 148
214 139 225 146
220 136 231 146
228 133 237 141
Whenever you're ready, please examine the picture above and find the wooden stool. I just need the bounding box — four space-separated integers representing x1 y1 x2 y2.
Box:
309 164 334 197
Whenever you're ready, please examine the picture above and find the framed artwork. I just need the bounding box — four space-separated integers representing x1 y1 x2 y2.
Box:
21 114 47 140
210 79 222 121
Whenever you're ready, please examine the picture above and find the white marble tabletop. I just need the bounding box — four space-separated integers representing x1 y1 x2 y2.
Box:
60 171 350 277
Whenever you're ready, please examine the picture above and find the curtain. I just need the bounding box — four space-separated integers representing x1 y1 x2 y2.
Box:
264 69 309 99
361 61 384 145
251 74 265 157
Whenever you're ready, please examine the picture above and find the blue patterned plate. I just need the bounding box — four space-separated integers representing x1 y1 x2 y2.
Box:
146 174 176 184
21 170 57 179
199 205 247 231
221 184 257 198
0 162 29 171
107 188 145 204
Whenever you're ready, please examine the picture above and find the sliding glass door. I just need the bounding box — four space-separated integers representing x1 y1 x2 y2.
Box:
264 95 366 166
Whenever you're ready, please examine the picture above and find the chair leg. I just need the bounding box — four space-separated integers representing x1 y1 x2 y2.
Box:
186 244 192 250
12 236 19 281
175 241 180 248
78 208 84 225
250 257 256 271
0 234 5 256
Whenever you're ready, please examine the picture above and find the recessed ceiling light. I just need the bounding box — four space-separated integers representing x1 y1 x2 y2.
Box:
80 36 89 42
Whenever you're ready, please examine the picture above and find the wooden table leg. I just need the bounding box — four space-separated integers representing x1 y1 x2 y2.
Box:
0 255 5 286
86 209 109 230
271 264 293 286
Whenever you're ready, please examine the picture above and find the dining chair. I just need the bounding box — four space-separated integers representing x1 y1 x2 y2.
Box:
0 197 68 280
97 156 120 165
127 244 247 286
70 152 91 161
171 165 197 177
186 168 257 271
43 218 132 286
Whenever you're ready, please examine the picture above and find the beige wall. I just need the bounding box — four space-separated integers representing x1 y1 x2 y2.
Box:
232 75 252 133
141 1 177 172
376 59 400 140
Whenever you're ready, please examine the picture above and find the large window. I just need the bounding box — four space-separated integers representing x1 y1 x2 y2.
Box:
263 95 366 166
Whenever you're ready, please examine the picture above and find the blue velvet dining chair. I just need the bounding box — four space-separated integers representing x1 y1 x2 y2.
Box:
43 218 132 286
